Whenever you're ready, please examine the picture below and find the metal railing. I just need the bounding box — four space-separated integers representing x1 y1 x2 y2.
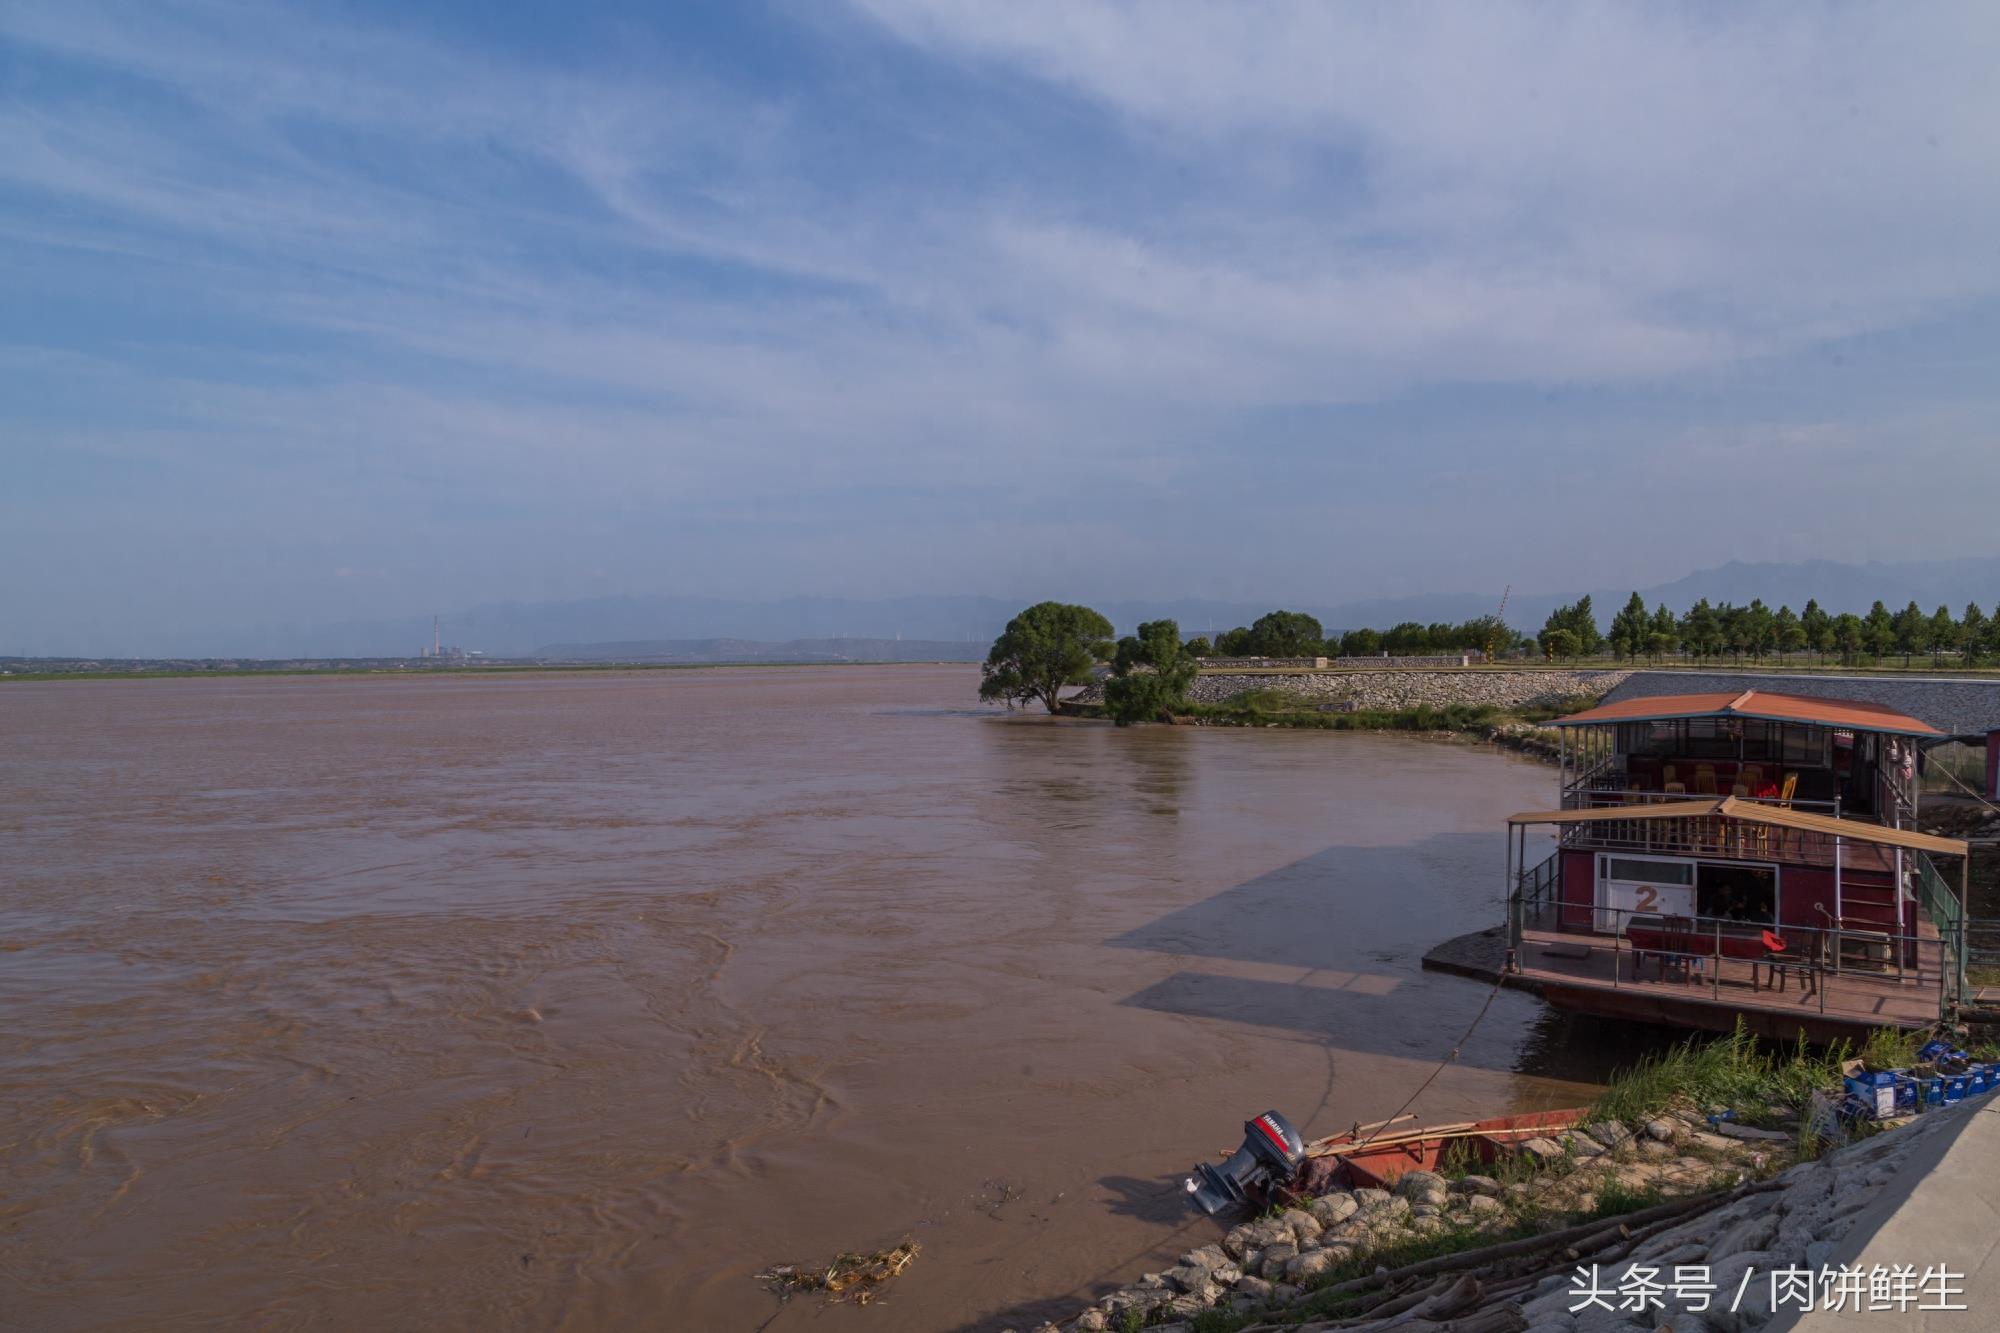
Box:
1913 850 1968 1006
1507 850 1562 957
1509 897 1953 1021
1550 814 1873 869
1564 771 1840 815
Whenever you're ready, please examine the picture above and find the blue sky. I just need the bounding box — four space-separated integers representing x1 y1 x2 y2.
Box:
4 2 2000 653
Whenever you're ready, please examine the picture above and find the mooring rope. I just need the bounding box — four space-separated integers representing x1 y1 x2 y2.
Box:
1343 967 1513 1156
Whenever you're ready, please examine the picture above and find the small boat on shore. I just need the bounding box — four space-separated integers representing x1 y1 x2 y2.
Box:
1296 1107 1589 1192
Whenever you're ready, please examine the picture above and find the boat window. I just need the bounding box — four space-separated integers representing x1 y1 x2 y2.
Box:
1604 857 1695 885
1695 864 1777 924
1781 726 1825 766
1682 718 1735 758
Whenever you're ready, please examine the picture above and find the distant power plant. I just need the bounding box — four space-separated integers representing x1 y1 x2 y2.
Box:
419 614 478 661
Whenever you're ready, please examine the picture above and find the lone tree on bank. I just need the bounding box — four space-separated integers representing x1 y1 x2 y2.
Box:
1248 609 1325 657
1103 619 1199 725
979 602 1114 713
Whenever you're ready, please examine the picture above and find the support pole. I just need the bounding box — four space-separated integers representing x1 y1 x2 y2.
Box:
1961 857 1971 1015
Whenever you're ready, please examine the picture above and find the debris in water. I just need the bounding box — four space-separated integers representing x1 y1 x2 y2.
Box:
756 1240 919 1307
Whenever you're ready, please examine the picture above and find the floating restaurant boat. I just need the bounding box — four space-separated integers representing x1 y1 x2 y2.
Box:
1501 689 1972 1042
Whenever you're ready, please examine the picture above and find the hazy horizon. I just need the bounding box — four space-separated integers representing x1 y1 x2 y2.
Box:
6 3 2000 653
13 554 2000 660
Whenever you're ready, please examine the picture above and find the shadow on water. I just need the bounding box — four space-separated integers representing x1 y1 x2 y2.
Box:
1103 833 1549 1073
950 844 1701 1333
1105 833 1695 1082
1104 835 1503 970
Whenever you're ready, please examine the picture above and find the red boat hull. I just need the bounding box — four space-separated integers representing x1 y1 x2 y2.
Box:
1311 1108 1586 1189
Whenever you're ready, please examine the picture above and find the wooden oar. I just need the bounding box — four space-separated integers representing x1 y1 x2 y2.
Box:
1304 1117 1585 1159
1302 1113 1417 1153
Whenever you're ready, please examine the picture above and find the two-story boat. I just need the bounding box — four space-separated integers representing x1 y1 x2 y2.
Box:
1502 688 1971 1042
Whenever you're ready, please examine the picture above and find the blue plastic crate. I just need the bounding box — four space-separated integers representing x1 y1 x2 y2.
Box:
1845 1075 1898 1117
1894 1077 1919 1111
1943 1076 1969 1104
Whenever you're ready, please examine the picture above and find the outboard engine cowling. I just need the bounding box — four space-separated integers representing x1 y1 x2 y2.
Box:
1185 1110 1305 1216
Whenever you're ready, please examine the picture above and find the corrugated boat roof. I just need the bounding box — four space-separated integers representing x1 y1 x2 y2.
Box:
1551 688 1940 737
1507 795 1967 857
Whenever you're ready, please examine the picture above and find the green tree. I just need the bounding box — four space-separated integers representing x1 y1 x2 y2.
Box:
1743 600 1776 659
1717 603 1750 661
1961 603 1988 665
1215 627 1254 657
1247 609 1325 657
1928 605 1960 664
1102 619 1198 725
1680 599 1722 660
1891 600 1925 666
1833 612 1866 664
1540 596 1602 658
1801 599 1833 663
1650 604 1679 659
1460 614 1518 659
1608 592 1650 659
1863 601 1896 662
1775 605 1806 658
1384 621 1429 655
1339 627 1382 657
978 601 1114 713
1542 628 1580 661
1183 635 1214 658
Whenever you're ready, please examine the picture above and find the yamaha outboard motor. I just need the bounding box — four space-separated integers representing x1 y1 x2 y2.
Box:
1185 1110 1305 1216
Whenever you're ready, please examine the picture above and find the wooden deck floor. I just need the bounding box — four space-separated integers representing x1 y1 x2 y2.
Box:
1515 927 1943 1033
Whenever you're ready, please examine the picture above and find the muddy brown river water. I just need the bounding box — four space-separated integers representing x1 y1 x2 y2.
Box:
1 665 1631 1331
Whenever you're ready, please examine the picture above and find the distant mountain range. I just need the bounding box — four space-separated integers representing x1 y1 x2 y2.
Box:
124 555 2000 659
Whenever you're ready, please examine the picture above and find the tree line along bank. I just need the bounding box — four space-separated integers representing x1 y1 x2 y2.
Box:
976 595 2000 727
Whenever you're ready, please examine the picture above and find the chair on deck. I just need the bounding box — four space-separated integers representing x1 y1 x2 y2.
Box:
1657 915 1696 982
1661 764 1679 790
1768 774 1798 855
1740 764 1764 790
1694 765 1718 795
1757 928 1817 997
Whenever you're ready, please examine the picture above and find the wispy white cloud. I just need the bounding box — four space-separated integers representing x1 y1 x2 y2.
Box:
2 0 1999 650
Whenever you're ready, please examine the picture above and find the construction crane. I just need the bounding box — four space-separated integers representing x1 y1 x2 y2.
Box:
1486 585 1510 662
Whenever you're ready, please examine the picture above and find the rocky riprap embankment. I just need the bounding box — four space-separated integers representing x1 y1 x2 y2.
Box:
1017 1100 1964 1333
1180 669 1631 712
1071 669 1629 714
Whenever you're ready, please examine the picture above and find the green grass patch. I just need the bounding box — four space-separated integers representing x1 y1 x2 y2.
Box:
1589 1022 1850 1128
1858 1027 1924 1071
1580 1173 1667 1220
1188 1309 1252 1333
